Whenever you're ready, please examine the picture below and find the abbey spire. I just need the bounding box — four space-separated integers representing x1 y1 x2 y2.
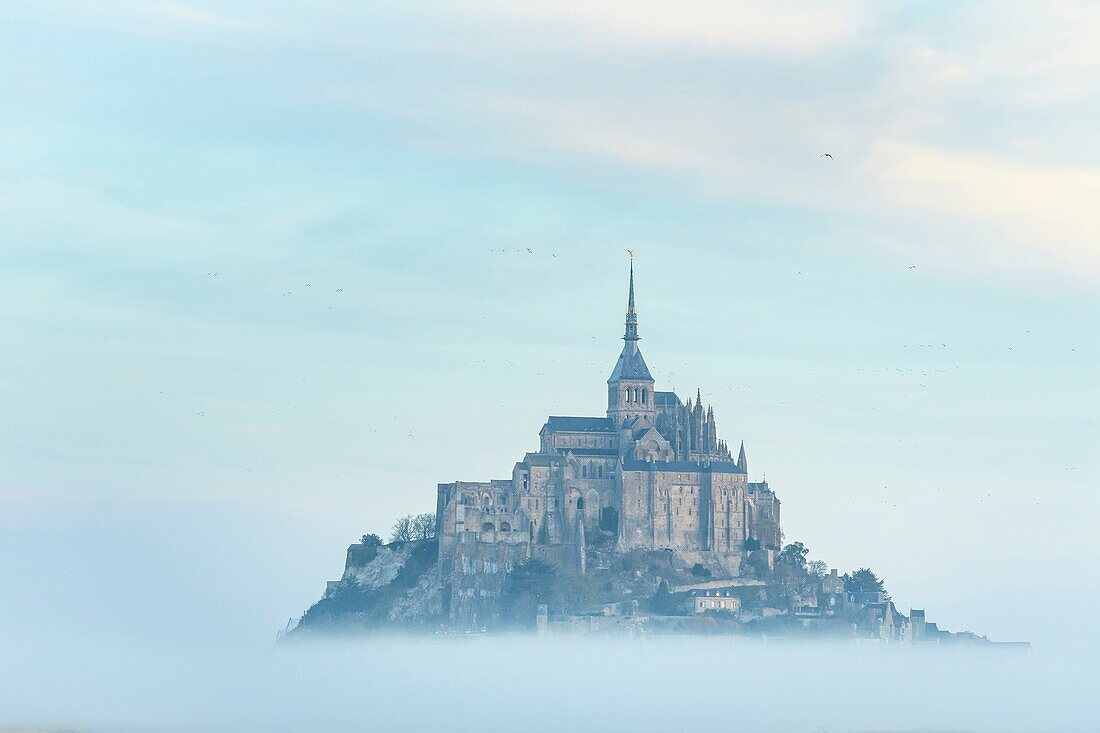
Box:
624 259 639 343
607 257 654 427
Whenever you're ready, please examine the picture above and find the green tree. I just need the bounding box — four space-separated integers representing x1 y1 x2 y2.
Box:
691 563 712 579
360 533 383 548
773 542 815 607
843 568 889 599
779 542 809 569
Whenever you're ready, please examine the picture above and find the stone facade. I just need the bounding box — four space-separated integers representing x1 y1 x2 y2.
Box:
435 263 782 625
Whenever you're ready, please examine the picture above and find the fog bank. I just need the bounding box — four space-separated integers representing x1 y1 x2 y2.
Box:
1 634 1094 733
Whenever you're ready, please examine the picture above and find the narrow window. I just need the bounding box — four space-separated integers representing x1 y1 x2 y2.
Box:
642 389 647 405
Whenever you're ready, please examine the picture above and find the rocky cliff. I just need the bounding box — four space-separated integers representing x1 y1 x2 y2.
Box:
291 538 444 635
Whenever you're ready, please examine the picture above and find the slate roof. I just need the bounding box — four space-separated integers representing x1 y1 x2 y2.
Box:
654 391 682 407
522 452 559 466
608 343 653 381
544 416 615 433
621 459 746 474
562 448 619 456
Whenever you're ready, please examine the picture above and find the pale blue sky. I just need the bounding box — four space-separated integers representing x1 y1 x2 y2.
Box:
1 1 1097 653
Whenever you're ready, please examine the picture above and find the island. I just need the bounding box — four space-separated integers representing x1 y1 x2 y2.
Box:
286 262 1025 647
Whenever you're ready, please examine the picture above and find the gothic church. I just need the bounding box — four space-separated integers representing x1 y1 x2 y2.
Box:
435 263 781 623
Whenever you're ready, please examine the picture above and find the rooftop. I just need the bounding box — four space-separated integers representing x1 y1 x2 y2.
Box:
562 448 619 456
621 459 746 474
608 343 653 381
543 416 616 433
653 391 681 407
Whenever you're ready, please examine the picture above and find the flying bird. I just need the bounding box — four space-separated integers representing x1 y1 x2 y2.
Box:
820 153 833 159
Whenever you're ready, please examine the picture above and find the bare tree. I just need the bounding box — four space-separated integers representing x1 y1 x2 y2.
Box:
390 515 413 543
412 512 437 540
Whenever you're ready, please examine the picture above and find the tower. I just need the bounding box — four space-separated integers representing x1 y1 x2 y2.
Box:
607 259 656 428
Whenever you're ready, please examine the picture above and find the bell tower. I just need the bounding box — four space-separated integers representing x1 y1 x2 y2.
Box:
607 258 656 428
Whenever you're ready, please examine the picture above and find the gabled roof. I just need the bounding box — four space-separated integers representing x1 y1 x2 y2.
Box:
608 343 653 381
621 459 746 474
561 448 619 456
543 416 615 433
654 391 681 407
522 452 560 467
632 426 664 440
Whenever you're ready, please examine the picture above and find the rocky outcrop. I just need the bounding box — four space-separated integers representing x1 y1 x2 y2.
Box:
290 538 443 635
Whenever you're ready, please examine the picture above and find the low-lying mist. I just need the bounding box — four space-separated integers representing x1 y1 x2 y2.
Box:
2 633 1093 733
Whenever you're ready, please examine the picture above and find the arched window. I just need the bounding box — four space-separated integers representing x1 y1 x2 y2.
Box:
642 388 647 404
576 496 585 512
581 464 587 478
598 465 604 478
500 521 511 532
482 494 492 509
481 522 495 532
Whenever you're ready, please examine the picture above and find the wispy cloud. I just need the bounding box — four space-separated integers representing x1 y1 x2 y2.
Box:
8 1 1100 286
132 1 257 32
868 140 1100 280
459 0 864 55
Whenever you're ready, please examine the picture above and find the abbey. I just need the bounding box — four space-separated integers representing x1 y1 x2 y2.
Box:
435 263 781 624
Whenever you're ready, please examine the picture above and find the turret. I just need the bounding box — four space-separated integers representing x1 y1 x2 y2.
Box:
706 406 717 453
737 440 748 473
